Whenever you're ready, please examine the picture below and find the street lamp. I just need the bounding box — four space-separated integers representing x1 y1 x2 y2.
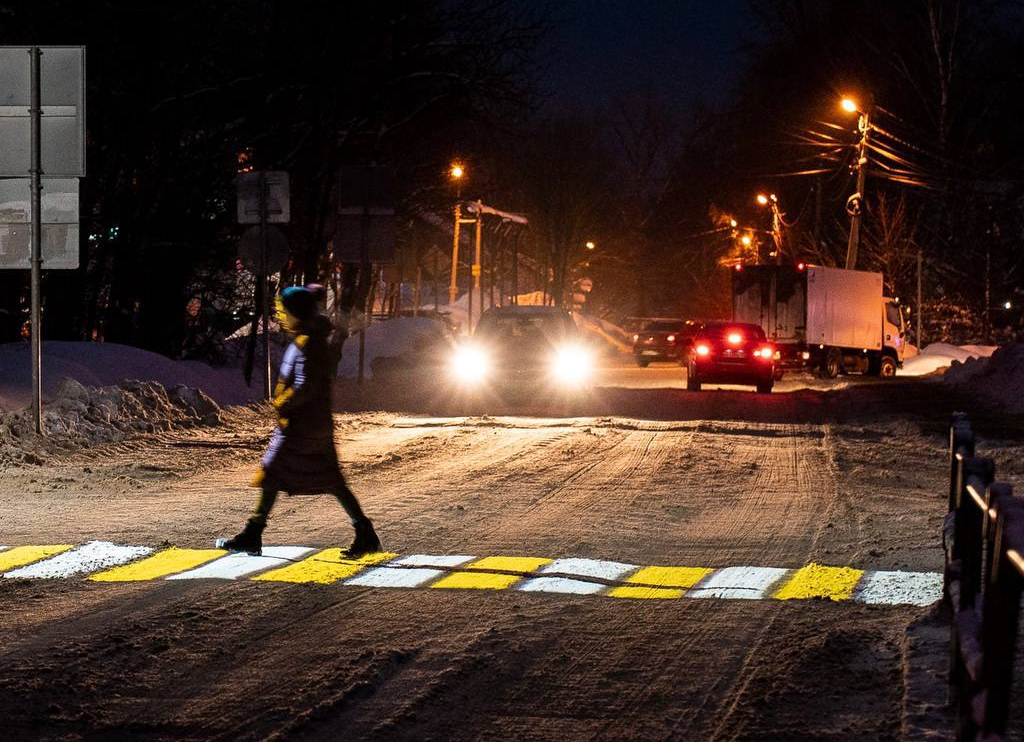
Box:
840 96 871 270
448 161 469 308
755 193 783 263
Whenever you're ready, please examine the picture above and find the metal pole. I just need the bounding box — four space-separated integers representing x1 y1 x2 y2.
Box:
29 47 43 435
472 206 482 331
448 202 461 308
511 232 519 306
845 111 869 270
258 172 271 400
985 245 991 343
917 248 924 348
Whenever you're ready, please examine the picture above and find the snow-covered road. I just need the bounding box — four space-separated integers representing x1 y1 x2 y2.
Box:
3 378 1016 741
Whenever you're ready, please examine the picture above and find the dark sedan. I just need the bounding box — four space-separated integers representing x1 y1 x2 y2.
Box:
632 318 701 367
686 322 776 393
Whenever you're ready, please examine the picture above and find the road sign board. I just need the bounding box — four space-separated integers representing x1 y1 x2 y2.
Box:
0 178 79 269
0 47 85 177
237 225 289 274
237 171 289 224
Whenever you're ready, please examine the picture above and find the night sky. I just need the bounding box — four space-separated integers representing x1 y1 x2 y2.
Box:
538 0 756 114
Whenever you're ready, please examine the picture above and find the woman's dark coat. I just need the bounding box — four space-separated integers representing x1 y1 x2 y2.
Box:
259 315 344 494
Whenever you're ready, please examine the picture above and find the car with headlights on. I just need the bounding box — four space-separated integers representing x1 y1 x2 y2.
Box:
686 321 776 393
631 317 702 366
450 306 593 402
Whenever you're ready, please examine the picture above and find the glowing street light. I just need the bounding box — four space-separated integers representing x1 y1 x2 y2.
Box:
756 193 783 262
585 240 596 250
449 162 465 180
840 95 872 270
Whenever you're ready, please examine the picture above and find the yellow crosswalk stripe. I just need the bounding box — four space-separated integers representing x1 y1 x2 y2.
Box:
609 566 713 599
253 548 396 584
0 545 74 573
773 563 864 601
431 555 553 590
89 548 226 582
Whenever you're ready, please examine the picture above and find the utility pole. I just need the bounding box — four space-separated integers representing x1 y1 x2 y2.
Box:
845 107 870 270
916 248 923 348
449 201 461 307
471 202 482 330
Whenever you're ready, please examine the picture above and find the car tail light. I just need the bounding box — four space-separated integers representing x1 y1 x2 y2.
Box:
754 345 774 360
727 332 743 345
695 344 710 356
667 334 675 343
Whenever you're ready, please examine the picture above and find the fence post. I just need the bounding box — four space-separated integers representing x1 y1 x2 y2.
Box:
949 412 974 512
958 457 995 606
979 496 1024 738
982 483 1013 595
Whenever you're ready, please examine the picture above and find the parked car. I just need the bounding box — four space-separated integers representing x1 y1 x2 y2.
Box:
686 321 776 393
450 305 593 399
632 318 702 367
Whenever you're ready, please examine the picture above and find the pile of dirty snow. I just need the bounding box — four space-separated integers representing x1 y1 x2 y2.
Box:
899 343 997 377
0 377 222 467
942 343 1024 413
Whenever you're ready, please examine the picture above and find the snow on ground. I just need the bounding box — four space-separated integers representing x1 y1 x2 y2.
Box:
899 342 997 376
337 316 453 380
0 340 260 411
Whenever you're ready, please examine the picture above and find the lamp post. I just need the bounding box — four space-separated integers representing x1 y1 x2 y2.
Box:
756 193 783 263
841 97 871 270
448 162 465 308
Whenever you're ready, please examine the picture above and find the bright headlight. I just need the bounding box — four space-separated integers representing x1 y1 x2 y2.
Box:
452 346 489 383
551 345 592 384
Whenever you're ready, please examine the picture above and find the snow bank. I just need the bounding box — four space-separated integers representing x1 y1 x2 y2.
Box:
0 340 260 411
943 343 1024 413
338 317 453 379
0 376 222 466
899 342 997 377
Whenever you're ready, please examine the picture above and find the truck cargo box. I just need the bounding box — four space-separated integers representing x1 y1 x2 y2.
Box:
806 266 882 351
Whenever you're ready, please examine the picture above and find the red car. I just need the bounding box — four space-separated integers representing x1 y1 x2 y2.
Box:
686 322 776 394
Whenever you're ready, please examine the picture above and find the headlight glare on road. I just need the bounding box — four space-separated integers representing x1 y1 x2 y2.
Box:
452 346 489 383
551 345 592 385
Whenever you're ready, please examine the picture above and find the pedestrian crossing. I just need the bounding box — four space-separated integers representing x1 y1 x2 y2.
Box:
0 540 942 606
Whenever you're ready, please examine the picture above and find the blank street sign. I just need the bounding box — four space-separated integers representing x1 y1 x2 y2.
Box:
0 46 86 177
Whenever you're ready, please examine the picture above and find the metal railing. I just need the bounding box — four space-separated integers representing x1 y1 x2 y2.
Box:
945 412 1020 741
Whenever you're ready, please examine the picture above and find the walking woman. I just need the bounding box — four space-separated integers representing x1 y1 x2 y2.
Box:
218 284 381 557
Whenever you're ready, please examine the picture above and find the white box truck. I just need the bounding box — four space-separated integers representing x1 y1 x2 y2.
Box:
731 263 907 378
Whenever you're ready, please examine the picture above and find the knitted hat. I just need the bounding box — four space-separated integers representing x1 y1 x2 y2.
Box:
279 285 323 321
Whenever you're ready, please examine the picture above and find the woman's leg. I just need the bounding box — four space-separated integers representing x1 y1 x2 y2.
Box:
332 477 381 556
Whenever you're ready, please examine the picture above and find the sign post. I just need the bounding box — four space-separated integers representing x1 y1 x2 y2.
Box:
237 171 289 399
0 46 86 434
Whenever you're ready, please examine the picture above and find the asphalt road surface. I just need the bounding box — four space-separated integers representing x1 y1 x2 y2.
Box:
4 360 1016 742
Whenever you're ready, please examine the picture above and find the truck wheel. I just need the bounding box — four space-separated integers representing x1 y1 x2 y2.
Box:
819 348 842 379
756 381 773 394
879 356 897 377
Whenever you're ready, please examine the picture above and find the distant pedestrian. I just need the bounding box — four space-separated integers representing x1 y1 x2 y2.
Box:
217 284 381 557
